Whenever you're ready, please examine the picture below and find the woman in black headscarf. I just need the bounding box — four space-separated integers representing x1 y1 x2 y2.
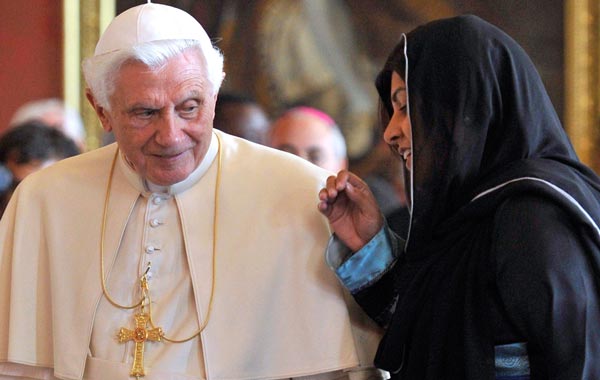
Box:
319 15 600 379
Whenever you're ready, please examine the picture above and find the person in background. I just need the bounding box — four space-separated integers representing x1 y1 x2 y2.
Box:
269 106 348 173
0 3 382 380
213 92 270 145
9 98 87 151
0 120 80 217
0 166 10 199
319 15 600 379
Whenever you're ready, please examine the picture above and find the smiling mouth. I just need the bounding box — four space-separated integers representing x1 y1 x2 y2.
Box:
400 149 411 161
152 148 189 159
157 152 182 158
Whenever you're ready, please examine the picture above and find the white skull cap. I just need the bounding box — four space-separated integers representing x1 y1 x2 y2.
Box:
94 2 211 56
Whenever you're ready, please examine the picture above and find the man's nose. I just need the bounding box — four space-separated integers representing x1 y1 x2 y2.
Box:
155 111 184 145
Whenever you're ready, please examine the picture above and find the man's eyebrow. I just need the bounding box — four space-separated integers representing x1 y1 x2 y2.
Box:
178 90 206 104
126 103 156 113
277 143 297 152
187 89 202 99
391 87 406 104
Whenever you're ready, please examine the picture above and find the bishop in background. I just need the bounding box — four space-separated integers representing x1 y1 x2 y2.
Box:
0 3 383 380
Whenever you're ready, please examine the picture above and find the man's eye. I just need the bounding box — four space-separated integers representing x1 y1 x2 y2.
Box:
178 102 200 119
181 106 198 114
135 109 156 119
308 152 323 165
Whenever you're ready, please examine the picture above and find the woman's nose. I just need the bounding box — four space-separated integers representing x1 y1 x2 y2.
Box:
384 112 410 146
383 116 401 145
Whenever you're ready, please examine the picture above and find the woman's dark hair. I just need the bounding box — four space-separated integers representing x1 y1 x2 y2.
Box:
375 39 406 128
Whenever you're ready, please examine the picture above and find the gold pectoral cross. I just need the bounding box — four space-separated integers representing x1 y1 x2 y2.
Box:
118 312 164 378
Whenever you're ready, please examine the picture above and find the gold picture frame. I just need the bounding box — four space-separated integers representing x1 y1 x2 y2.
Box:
565 0 600 172
63 0 115 150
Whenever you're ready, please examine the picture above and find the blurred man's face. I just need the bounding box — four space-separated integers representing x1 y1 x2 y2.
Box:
215 103 270 145
269 112 347 172
6 158 56 182
90 49 216 186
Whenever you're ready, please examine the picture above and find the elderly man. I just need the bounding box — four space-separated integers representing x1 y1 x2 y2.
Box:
0 4 381 380
269 106 348 173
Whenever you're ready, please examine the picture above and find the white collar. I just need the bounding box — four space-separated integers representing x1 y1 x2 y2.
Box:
117 132 218 196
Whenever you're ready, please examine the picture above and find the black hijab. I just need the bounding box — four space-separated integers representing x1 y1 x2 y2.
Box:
371 15 600 378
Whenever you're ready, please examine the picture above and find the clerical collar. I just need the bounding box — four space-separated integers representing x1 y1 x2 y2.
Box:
117 132 219 196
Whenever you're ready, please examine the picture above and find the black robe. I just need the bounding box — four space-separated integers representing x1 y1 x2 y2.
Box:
358 15 600 379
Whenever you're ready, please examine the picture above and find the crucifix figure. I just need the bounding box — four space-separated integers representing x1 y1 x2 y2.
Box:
118 312 164 378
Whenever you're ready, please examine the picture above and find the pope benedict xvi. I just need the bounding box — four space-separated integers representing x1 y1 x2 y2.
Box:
0 3 383 380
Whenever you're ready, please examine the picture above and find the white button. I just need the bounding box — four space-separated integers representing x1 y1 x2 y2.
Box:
150 219 162 227
153 196 163 205
145 245 157 254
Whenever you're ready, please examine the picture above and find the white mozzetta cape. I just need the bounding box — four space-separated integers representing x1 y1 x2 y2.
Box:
0 131 361 380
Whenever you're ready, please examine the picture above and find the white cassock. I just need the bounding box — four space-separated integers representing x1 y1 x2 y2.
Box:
0 131 383 380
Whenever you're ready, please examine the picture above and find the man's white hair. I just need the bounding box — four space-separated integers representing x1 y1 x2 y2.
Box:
9 98 86 143
82 39 224 110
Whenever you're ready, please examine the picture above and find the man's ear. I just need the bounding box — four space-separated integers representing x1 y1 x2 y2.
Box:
85 89 112 132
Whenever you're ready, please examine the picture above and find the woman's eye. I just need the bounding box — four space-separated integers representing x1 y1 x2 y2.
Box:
394 103 407 114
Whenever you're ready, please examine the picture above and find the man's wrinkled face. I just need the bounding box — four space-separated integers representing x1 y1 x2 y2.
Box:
94 49 216 186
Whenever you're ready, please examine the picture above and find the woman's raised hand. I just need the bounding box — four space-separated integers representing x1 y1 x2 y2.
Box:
318 170 384 252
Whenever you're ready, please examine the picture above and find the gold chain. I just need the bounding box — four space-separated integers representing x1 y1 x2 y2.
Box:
100 133 222 343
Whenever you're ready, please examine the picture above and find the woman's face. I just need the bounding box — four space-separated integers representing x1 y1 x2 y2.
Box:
383 71 412 171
